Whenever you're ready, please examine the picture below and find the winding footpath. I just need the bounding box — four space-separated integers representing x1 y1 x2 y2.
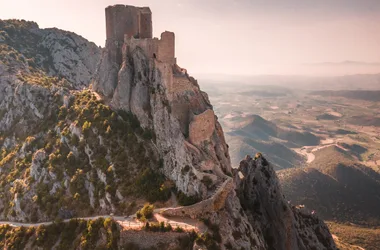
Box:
0 177 233 233
0 213 200 232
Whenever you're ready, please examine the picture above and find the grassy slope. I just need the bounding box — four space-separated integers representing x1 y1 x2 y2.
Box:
0 20 172 221
278 146 380 225
327 222 380 250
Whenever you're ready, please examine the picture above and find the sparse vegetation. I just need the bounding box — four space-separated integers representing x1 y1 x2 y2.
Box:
143 221 175 232
0 218 120 250
0 89 169 221
327 222 380 250
176 191 200 206
201 176 213 188
136 203 154 222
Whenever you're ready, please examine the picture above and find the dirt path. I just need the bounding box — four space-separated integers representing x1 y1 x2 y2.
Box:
0 213 203 232
0 177 233 233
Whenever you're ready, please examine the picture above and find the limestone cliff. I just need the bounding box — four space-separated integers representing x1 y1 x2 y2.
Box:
0 19 101 140
90 7 336 247
0 15 337 249
92 36 232 199
0 20 166 223
233 155 336 249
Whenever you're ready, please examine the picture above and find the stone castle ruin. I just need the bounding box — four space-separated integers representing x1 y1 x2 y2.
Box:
105 5 176 66
95 4 232 203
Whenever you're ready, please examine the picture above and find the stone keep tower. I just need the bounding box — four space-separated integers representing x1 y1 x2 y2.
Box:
105 5 152 64
105 4 176 67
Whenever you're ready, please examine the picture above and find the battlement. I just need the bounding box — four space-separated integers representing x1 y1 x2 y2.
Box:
123 31 176 65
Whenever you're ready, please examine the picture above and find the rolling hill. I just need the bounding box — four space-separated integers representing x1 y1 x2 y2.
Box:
226 115 320 168
310 90 380 102
226 134 304 169
278 146 380 226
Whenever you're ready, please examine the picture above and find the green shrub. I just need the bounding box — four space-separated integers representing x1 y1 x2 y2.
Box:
201 176 213 188
70 134 79 146
143 222 174 232
175 226 184 233
176 191 200 206
134 168 172 202
136 203 154 221
82 121 91 137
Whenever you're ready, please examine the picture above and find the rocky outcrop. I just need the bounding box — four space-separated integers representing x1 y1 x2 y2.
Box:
0 20 101 139
0 20 101 88
39 28 100 88
90 12 338 247
233 155 337 250
0 20 103 222
0 16 338 250
92 39 232 198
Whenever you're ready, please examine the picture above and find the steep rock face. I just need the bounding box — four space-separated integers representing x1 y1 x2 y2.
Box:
92 43 232 198
0 20 101 87
233 155 337 250
1 18 338 250
0 20 164 223
0 19 101 138
92 35 337 249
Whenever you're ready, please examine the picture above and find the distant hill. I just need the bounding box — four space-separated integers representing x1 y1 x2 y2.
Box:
226 134 304 169
230 115 320 147
278 146 380 226
237 86 292 98
225 115 320 168
307 61 380 66
347 115 380 127
310 90 380 102
327 222 380 250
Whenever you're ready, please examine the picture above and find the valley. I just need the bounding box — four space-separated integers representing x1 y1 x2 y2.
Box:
202 76 380 248
202 77 380 171
0 1 379 249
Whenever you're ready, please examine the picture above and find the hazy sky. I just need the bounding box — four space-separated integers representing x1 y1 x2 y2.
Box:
1 0 380 75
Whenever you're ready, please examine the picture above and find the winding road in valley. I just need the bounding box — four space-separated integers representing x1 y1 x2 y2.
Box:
293 138 346 164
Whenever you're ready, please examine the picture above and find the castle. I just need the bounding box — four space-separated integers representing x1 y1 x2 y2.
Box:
105 5 176 66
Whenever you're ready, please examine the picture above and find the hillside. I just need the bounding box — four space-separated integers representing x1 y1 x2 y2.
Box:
310 90 380 102
278 146 380 226
0 19 169 222
0 10 337 249
233 115 320 147
226 134 304 169
327 222 380 250
0 218 195 249
347 115 380 127
225 114 319 167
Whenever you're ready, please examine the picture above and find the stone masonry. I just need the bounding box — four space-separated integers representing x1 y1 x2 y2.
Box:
105 5 175 66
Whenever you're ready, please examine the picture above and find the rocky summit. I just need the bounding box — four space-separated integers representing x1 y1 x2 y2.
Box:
0 5 336 250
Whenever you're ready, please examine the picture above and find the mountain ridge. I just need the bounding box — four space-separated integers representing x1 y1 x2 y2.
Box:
0 13 336 249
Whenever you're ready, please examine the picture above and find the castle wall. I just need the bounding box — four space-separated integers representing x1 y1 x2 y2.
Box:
171 76 197 95
123 31 175 65
124 36 159 59
156 62 174 95
138 8 153 39
158 32 176 64
106 5 140 42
